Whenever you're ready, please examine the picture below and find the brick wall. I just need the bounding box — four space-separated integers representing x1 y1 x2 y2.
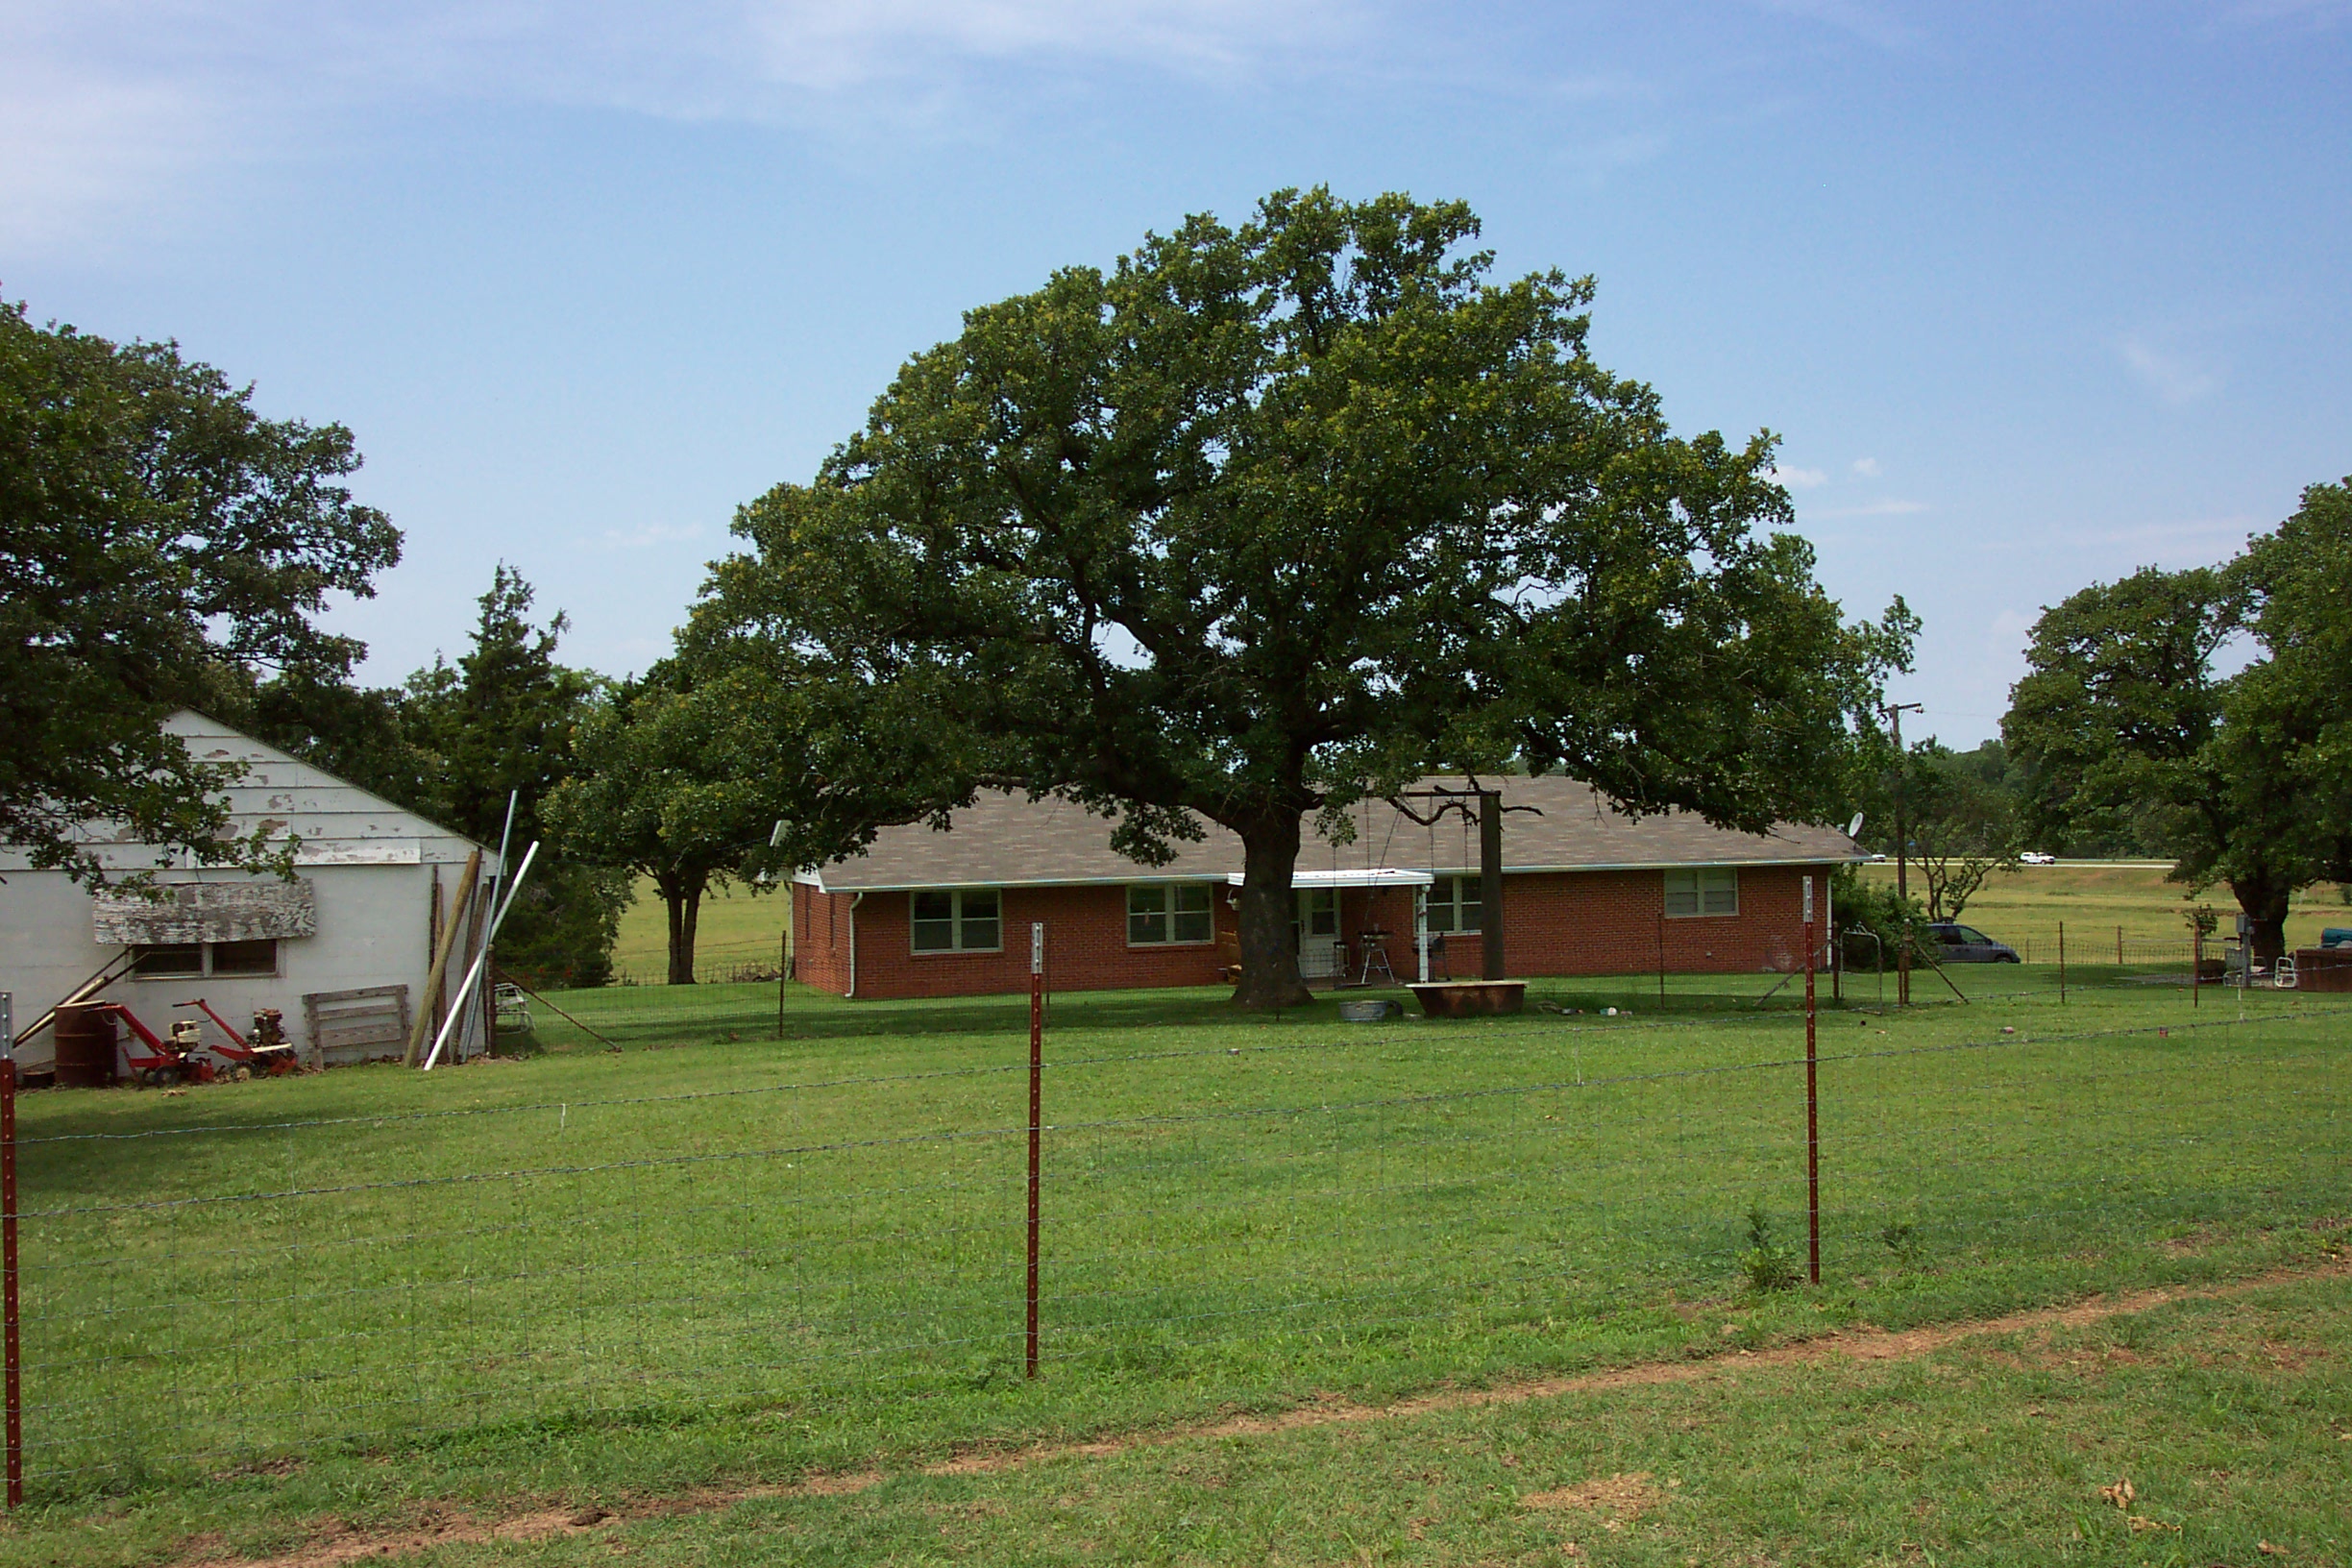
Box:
1496 867 1817 977
796 882 1238 1000
791 881 853 994
793 866 1830 1000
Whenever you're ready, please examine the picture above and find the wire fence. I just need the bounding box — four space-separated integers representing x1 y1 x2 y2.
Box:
7 983 2348 1503
607 932 790 989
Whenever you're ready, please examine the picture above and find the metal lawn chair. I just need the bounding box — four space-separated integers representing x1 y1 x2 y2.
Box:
493 982 533 1035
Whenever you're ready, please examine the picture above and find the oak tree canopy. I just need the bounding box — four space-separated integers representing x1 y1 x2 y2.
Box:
705 190 1909 1006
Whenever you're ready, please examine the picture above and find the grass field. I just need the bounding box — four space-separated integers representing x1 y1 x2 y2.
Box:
6 968 2345 1566
1858 860 2352 960
608 877 789 984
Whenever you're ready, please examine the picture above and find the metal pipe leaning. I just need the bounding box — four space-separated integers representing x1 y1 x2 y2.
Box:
405 848 482 1067
422 841 539 1071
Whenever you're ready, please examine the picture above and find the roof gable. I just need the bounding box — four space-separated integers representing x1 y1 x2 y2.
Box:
163 711 492 869
0 712 493 873
802 775 1858 893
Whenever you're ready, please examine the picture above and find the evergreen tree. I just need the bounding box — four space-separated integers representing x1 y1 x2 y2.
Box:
401 566 624 989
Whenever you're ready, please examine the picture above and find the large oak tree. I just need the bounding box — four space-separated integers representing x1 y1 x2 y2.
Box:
543 661 783 984
704 191 1908 1006
0 298 399 885
2006 480 2352 964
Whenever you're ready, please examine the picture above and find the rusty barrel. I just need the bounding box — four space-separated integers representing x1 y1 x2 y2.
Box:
52 1003 117 1088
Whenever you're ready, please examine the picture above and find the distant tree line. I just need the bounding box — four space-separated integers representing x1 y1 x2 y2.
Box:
1841 477 2352 965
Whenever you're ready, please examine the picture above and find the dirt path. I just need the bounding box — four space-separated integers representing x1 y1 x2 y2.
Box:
203 1256 2350 1568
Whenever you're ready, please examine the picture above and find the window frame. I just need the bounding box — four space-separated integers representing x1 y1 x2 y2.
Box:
1425 874 1483 936
908 888 1003 954
1127 883 1215 947
1662 867 1740 919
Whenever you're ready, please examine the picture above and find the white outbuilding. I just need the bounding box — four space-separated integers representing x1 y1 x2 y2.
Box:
1 710 500 1079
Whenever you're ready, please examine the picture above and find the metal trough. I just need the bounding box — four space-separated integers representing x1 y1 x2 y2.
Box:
1408 980 1527 1017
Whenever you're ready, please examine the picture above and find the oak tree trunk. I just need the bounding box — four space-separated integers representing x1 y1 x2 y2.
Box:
1231 814 1314 1010
2229 877 2291 967
660 871 706 986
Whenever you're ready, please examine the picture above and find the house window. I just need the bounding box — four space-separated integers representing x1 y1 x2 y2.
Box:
1663 868 1739 918
1129 884 1213 945
1426 875 1482 935
131 940 280 978
911 889 1001 952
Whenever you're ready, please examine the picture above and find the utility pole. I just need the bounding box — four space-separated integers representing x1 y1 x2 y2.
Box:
1883 702 1923 1006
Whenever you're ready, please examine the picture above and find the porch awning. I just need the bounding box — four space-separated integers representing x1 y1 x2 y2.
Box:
1227 868 1433 890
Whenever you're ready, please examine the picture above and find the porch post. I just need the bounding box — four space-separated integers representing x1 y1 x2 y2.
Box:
1480 791 1504 981
1414 887 1430 983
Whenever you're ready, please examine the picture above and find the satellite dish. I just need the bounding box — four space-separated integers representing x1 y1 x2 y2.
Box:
1846 812 1866 840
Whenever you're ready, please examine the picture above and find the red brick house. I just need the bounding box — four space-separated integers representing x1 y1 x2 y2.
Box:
791 775 1860 999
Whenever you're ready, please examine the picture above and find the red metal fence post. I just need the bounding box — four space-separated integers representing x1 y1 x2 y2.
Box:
1026 923 1043 1380
1803 876 1821 1286
3 996 22 1508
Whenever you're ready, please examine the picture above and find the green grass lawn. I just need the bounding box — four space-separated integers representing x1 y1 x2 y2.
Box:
546 1265 2348 1567
5 968 2344 1565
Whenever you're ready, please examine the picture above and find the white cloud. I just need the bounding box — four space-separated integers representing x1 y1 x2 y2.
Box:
2209 0 2352 32
595 522 705 551
741 0 1344 91
1811 498 1927 518
1751 0 1926 50
0 0 1365 249
1987 607 2034 658
2117 333 2219 405
2079 515 2261 567
1850 456 1880 478
1770 465 1828 490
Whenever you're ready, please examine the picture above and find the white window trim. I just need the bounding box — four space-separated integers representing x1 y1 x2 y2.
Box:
1663 867 1740 919
1127 883 1216 948
1427 874 1484 936
909 888 1003 954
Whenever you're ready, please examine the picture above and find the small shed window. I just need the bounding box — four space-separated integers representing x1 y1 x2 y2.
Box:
131 940 280 977
211 939 282 975
1129 884 1213 945
911 889 1001 952
1427 875 1482 935
131 944 205 978
1664 868 1739 918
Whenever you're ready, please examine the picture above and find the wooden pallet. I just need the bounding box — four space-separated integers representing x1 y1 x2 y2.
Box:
302 984 412 1066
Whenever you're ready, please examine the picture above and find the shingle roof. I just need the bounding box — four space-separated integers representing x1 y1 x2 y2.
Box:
801 775 1859 893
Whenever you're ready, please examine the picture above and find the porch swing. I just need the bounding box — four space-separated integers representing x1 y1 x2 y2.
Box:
1241 795 1434 988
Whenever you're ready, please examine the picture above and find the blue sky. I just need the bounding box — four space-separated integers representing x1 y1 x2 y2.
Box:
7 1 2347 748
